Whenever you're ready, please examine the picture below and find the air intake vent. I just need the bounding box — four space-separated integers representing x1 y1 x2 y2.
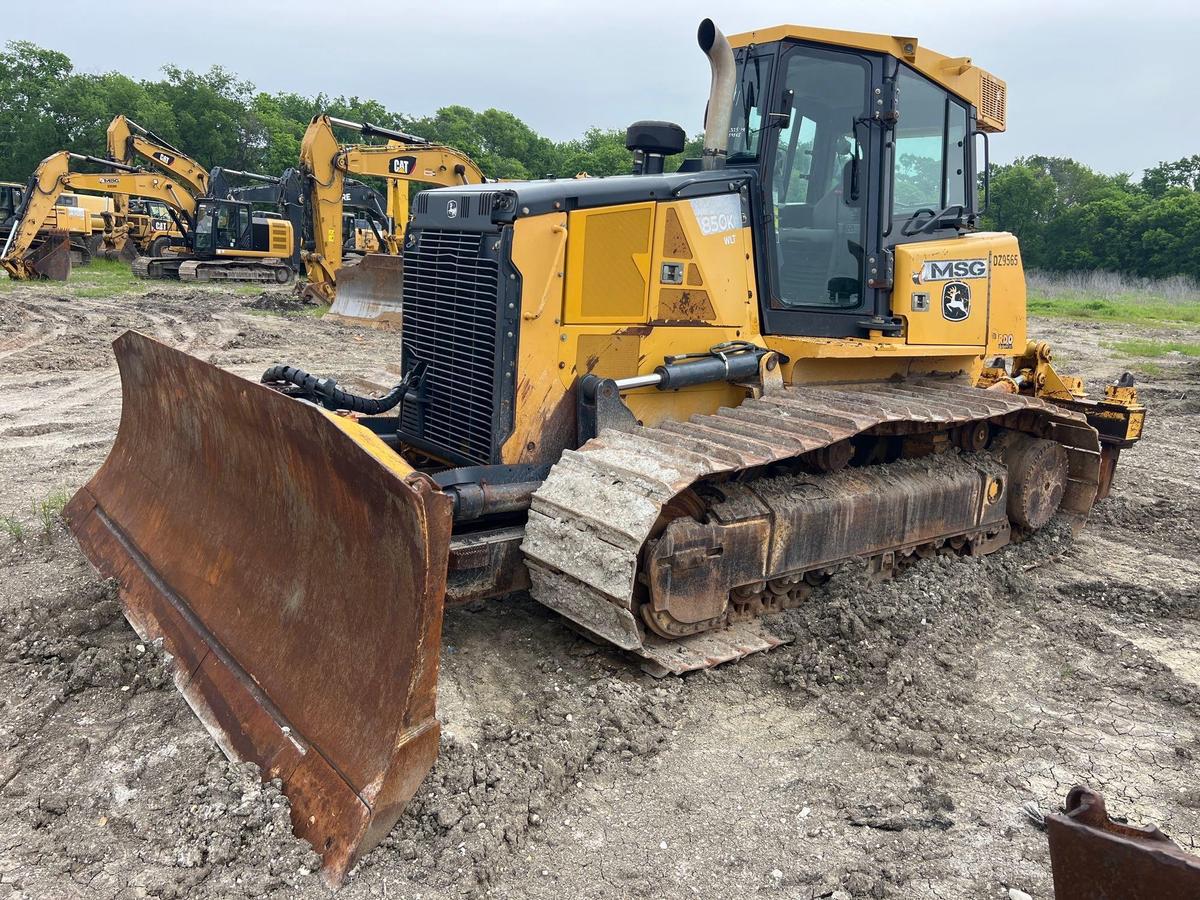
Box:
415 193 429 214
978 72 1007 133
398 229 505 465
477 192 496 217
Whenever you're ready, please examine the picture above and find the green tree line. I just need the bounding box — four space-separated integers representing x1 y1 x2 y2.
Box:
4 40 1198 281
982 154 1200 280
0 40 701 187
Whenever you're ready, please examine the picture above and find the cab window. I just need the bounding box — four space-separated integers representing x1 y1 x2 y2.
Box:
892 67 970 218
768 45 870 309
726 52 773 163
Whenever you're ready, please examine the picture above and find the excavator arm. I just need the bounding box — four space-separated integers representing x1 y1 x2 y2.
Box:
298 114 486 304
1 151 195 280
106 115 210 211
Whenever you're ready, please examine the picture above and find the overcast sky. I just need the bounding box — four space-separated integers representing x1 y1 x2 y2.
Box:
8 0 1195 175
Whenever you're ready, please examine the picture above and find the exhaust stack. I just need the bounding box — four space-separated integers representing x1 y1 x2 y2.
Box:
698 19 735 170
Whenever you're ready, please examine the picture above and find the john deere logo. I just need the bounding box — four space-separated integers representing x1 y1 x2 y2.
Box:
942 281 971 321
446 199 458 219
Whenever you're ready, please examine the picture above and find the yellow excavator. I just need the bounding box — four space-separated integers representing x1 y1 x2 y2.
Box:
0 151 296 283
65 20 1146 885
0 180 114 276
298 114 486 323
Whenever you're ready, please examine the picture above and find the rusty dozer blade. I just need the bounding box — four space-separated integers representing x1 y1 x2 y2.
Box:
325 253 405 329
1046 786 1200 898
64 332 453 886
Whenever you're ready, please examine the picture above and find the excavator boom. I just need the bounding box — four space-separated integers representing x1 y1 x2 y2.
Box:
298 114 486 323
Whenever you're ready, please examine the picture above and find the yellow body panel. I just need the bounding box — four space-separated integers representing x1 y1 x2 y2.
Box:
213 219 293 259
499 199 1033 465
891 233 1025 355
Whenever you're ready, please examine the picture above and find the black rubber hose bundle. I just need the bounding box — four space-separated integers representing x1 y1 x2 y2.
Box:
260 364 406 415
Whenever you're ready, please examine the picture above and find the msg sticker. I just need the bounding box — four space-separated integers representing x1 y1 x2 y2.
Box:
689 194 742 236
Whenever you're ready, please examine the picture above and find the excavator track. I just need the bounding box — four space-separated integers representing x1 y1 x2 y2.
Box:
178 259 294 284
521 379 1101 675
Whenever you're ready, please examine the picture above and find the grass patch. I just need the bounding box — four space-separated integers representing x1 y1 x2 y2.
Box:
1103 338 1200 358
68 258 143 296
1027 295 1200 325
244 301 328 319
33 488 71 540
1 514 26 543
1027 270 1200 325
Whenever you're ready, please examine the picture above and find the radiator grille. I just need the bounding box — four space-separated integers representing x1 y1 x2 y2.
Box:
400 229 503 465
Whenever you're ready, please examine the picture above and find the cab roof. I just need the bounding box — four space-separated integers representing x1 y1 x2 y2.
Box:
727 24 1007 132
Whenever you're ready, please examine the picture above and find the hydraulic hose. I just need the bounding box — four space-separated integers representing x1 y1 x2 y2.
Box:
261 364 406 415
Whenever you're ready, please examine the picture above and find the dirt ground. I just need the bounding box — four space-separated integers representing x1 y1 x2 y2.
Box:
0 284 1197 899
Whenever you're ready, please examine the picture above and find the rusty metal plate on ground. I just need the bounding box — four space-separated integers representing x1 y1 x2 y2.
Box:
326 254 405 329
1046 786 1200 899
64 332 453 885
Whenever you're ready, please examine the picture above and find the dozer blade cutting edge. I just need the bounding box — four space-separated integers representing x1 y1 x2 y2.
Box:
325 253 406 329
64 331 453 885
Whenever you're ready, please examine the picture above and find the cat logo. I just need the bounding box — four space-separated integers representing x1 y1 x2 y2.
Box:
152 151 175 166
389 155 416 176
942 281 971 321
446 199 458 219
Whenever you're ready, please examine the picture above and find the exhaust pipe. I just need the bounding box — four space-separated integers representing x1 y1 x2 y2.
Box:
698 18 735 170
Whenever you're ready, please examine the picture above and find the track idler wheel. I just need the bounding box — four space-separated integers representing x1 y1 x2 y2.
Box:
998 433 1069 530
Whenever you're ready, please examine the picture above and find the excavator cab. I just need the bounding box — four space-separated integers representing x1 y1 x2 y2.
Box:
191 198 252 254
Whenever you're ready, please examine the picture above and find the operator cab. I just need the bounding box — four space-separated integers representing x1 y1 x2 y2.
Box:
191 199 284 257
0 183 21 229
722 28 999 338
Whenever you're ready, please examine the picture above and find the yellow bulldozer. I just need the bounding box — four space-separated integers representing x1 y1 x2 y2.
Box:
64 20 1146 885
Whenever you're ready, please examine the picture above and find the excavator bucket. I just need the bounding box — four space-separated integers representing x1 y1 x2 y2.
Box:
63 332 453 885
117 236 141 263
10 229 72 280
326 253 405 329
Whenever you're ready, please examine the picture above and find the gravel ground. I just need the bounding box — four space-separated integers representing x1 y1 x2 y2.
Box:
0 283 1197 899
